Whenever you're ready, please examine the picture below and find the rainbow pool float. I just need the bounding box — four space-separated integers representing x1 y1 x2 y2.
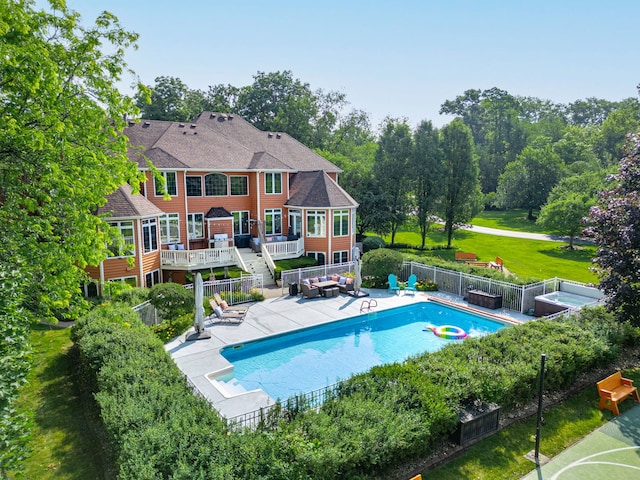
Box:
425 325 468 340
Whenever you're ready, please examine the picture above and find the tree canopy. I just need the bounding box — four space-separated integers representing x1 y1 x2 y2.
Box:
0 0 144 472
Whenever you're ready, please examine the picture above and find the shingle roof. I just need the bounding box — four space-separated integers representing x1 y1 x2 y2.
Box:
205 207 233 219
123 112 342 173
97 184 163 219
286 171 359 208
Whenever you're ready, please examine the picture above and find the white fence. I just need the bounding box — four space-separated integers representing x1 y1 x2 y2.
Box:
184 275 264 305
280 262 357 294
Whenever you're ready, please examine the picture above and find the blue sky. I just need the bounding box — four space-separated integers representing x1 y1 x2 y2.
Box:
61 0 640 128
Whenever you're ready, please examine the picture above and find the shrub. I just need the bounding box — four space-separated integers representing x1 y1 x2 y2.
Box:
151 313 194 343
362 248 404 283
362 236 386 252
148 283 193 322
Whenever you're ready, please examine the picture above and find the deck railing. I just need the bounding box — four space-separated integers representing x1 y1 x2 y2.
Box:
264 237 305 259
160 246 239 268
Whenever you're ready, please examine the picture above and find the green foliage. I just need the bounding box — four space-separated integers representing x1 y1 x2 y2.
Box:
361 248 404 282
111 287 150 307
151 313 194 343
148 283 194 322
274 256 318 280
361 235 386 252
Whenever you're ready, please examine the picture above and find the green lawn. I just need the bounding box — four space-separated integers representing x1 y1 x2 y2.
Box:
12 325 102 480
426 369 640 479
471 208 553 234
381 224 597 283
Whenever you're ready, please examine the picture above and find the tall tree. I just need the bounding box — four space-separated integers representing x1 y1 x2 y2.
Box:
136 76 207 121
438 120 483 248
497 145 565 220
412 121 443 248
585 133 640 325
373 118 413 244
0 0 144 472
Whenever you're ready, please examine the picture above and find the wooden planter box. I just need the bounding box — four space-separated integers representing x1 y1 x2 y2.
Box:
452 401 500 446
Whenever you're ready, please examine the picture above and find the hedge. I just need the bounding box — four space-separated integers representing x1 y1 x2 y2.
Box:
72 304 632 479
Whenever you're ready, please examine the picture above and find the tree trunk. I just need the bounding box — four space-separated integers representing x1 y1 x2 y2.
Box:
446 221 453 248
528 206 535 221
568 235 574 249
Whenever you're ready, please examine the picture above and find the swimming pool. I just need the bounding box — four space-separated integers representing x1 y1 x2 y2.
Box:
217 301 508 401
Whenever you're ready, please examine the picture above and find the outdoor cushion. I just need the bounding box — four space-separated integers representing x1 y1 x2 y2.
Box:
346 278 353 284
214 306 223 319
220 300 229 310
310 277 319 284
339 276 346 285
319 276 327 282
331 274 340 282
302 278 311 285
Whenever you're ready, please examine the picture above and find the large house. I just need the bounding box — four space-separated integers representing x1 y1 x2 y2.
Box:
85 112 359 294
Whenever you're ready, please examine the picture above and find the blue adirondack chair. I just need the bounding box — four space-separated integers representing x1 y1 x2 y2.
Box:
388 274 400 294
405 274 417 294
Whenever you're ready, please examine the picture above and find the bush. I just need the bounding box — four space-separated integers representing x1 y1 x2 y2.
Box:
148 283 193 322
151 313 194 343
362 236 386 252
361 248 404 283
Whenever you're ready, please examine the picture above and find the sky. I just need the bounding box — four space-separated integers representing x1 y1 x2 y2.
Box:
56 0 640 129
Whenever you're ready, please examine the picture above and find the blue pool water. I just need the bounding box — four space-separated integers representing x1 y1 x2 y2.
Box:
219 301 507 400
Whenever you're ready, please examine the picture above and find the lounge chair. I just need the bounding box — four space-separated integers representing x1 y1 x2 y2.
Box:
405 274 417 294
209 298 246 323
213 292 249 313
388 274 400 294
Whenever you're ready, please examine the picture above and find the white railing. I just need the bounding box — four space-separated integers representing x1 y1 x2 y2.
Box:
261 243 277 279
161 247 237 268
264 238 304 260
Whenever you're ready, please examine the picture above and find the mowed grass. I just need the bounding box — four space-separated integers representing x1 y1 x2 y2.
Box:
472 208 553 234
382 224 597 283
13 324 103 480
426 369 640 479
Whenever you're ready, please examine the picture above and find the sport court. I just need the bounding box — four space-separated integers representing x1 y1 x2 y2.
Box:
522 404 640 479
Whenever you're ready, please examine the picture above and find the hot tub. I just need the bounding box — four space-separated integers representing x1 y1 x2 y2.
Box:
534 291 600 317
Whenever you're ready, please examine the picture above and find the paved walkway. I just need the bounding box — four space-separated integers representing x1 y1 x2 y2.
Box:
165 289 528 420
521 404 640 479
462 225 592 244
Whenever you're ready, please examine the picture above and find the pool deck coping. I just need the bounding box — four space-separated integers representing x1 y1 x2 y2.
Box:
165 289 531 420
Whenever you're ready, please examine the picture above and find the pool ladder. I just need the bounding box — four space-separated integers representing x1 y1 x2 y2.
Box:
360 298 377 313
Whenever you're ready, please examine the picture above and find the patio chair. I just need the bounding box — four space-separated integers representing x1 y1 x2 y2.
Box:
405 274 417 294
213 292 249 313
388 274 400 294
300 282 320 299
209 298 246 323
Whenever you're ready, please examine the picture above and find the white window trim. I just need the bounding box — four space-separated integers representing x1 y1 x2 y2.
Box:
108 221 135 258
264 208 282 235
154 171 178 197
265 172 282 195
333 209 349 237
159 213 180 245
230 175 249 196
187 213 204 240
333 250 349 264
306 210 326 238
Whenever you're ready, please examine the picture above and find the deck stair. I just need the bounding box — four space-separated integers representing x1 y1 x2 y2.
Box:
237 248 276 287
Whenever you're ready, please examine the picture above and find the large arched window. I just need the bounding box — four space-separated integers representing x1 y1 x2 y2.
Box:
204 173 227 196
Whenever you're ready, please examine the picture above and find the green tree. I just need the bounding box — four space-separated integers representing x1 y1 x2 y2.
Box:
412 121 443 248
0 1 144 472
594 102 640 164
136 76 208 121
438 120 483 248
373 118 413 244
497 145 565 220
537 193 591 249
585 133 640 325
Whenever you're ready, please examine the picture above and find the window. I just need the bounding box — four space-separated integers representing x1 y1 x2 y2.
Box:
142 218 158 253
233 211 250 235
145 270 160 288
265 172 282 194
186 176 202 196
107 276 138 289
306 210 326 237
264 208 282 235
333 210 349 237
333 250 349 264
230 176 248 196
187 213 204 239
159 213 180 244
205 173 227 196
289 209 302 237
154 171 177 196
107 221 134 257
307 252 326 265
